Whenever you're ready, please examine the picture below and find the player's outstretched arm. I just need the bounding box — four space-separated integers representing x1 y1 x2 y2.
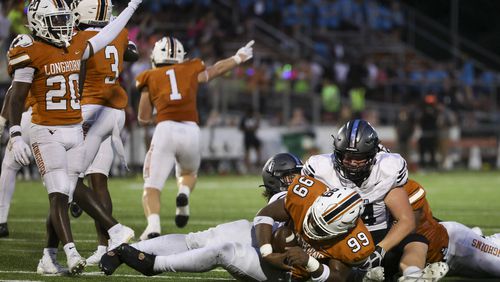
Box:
198 40 254 83
82 0 142 60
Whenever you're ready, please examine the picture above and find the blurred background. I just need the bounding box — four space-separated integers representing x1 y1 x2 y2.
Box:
1 0 500 176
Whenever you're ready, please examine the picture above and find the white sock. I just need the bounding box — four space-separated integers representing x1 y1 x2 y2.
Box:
132 234 188 255
178 185 190 197
43 247 58 259
147 214 161 231
63 242 78 257
403 266 422 276
107 223 122 235
96 245 107 253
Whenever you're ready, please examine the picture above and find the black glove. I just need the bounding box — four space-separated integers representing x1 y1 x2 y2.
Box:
360 245 386 270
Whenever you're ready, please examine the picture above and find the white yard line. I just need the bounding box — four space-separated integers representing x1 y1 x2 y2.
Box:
0 270 233 280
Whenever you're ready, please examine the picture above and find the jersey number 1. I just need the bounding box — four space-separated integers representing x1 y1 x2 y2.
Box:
165 69 182 100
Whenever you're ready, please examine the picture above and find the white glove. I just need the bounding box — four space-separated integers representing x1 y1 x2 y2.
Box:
9 135 31 166
128 0 142 10
233 40 254 64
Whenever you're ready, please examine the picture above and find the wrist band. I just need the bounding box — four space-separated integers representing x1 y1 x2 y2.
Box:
311 264 330 282
232 55 242 65
9 125 21 135
253 216 275 226
305 256 320 272
259 244 272 257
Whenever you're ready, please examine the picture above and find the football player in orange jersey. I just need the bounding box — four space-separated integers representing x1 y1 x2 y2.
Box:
6 0 141 275
254 175 375 281
136 37 254 239
70 0 139 266
397 179 500 279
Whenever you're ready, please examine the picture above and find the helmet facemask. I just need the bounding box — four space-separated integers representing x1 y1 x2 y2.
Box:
334 150 376 183
28 1 74 47
302 189 364 241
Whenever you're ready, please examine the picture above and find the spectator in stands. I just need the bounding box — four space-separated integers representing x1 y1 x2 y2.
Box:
396 105 416 164
437 101 458 170
239 106 262 171
417 94 439 169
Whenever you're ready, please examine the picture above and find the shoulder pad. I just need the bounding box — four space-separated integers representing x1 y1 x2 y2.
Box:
377 153 408 186
9 34 34 49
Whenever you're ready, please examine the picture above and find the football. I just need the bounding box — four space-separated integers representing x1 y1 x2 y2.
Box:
271 225 298 253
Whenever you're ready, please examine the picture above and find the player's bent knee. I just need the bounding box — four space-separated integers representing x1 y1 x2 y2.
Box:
215 242 239 266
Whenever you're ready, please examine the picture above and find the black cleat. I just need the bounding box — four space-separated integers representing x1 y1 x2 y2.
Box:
120 244 160 276
175 193 189 228
99 246 124 275
69 202 83 218
147 232 160 239
0 223 9 238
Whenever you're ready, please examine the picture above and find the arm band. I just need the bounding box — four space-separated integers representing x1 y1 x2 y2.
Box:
259 243 273 257
9 125 21 137
13 67 35 83
253 216 274 227
305 256 320 272
311 264 330 282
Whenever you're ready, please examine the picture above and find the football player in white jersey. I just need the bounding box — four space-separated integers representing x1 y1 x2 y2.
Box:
99 153 304 281
302 119 429 279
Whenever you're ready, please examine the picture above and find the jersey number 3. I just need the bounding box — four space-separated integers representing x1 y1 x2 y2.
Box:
165 69 182 100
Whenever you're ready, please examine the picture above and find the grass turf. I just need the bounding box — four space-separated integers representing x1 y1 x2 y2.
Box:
0 171 499 281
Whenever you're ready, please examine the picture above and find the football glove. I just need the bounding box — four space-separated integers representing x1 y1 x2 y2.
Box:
361 246 386 270
9 135 31 166
233 40 254 64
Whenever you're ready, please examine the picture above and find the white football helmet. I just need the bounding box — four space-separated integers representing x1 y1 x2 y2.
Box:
72 0 113 27
303 188 364 241
151 37 186 67
27 0 74 47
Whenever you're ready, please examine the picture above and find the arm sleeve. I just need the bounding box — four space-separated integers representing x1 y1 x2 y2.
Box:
13 67 35 83
82 3 139 60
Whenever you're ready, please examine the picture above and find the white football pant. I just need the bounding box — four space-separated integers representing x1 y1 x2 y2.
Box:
131 219 286 281
143 121 200 190
29 123 85 201
81 104 125 176
441 221 500 278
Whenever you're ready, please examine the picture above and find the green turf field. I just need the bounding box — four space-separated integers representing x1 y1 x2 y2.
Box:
0 171 499 281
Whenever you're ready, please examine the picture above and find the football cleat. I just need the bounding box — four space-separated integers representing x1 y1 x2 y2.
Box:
363 266 385 282
175 193 189 228
69 202 83 218
0 222 9 237
36 255 68 275
86 245 107 266
108 224 135 250
67 252 86 275
398 262 449 282
99 247 123 275
119 244 160 276
139 226 160 241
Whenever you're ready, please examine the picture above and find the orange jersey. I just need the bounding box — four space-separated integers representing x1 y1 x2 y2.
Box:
404 179 449 262
80 29 129 109
8 32 92 126
135 59 206 124
285 176 375 266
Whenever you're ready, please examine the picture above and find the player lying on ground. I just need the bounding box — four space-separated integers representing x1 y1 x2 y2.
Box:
100 153 306 281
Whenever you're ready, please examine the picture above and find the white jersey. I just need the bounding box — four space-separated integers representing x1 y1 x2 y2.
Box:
302 152 408 231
